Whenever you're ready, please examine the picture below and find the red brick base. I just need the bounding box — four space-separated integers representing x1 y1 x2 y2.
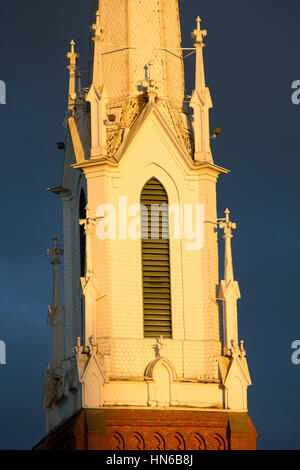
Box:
35 409 257 450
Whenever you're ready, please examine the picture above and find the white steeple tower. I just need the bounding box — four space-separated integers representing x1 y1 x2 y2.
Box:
39 0 257 450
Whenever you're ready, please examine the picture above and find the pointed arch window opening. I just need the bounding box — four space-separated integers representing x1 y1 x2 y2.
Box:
140 178 172 339
79 190 87 278
79 189 86 344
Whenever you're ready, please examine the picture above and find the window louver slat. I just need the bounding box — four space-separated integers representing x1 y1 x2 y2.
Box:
141 178 172 338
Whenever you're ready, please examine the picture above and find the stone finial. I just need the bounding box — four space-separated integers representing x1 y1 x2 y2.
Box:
240 340 247 358
73 337 84 354
139 61 159 103
87 335 98 355
66 40 79 112
191 17 207 47
219 209 237 237
67 40 79 68
92 8 104 41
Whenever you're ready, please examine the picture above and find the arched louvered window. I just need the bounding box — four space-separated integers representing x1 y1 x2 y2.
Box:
79 189 86 278
141 178 172 338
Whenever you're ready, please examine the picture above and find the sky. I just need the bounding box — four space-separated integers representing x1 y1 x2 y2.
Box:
0 0 299 450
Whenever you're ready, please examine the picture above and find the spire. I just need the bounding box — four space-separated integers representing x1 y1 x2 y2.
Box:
191 17 207 92
66 40 79 113
88 0 185 103
91 6 104 87
86 4 107 158
190 17 213 163
219 209 236 282
218 210 241 356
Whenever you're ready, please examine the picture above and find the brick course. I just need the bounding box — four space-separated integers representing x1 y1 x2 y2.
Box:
36 409 257 450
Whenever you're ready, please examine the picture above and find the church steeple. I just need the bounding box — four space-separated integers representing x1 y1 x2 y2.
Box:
38 0 257 450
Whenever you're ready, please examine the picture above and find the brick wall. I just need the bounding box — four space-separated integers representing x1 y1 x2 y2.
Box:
36 409 257 450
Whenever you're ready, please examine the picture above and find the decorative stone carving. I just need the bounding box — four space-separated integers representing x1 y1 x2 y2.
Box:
187 432 206 450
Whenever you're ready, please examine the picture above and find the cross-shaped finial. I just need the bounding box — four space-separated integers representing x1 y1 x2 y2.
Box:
240 340 246 358
219 209 237 240
139 61 159 103
67 40 79 68
73 337 84 355
47 236 64 265
229 340 240 358
191 16 207 46
92 9 104 40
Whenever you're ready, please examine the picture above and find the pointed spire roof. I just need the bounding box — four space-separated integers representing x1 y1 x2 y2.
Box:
88 0 185 104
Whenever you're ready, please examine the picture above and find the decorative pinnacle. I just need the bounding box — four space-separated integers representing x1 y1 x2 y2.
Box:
92 9 104 40
66 40 79 68
191 16 207 46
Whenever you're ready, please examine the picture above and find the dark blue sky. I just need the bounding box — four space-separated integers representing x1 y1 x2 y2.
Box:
0 0 299 450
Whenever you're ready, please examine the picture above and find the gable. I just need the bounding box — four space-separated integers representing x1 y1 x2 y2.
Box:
116 104 194 175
